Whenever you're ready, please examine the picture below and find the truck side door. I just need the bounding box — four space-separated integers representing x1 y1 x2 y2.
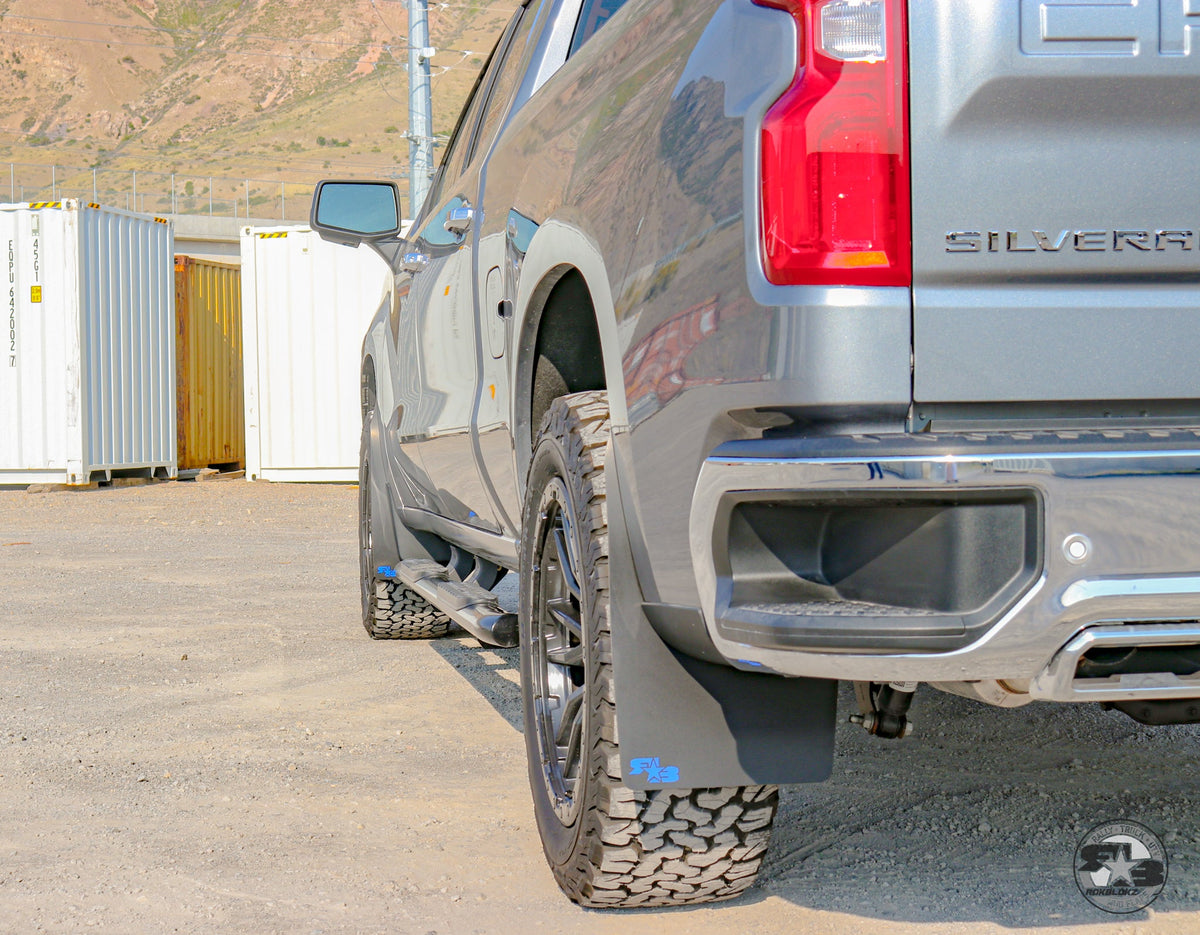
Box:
400 4 535 534
464 0 546 537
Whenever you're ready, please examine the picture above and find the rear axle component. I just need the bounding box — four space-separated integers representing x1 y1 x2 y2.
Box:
851 681 917 739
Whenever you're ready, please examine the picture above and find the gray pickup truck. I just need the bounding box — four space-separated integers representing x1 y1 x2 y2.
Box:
312 0 1200 909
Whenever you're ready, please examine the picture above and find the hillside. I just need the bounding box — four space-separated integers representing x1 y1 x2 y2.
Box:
0 0 514 214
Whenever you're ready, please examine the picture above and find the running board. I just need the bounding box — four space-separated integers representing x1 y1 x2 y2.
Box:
381 559 518 648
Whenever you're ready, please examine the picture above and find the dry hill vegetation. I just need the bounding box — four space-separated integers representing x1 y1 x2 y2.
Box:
0 0 514 214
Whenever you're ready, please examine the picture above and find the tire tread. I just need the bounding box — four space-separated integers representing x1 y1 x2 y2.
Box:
533 390 777 908
366 578 452 640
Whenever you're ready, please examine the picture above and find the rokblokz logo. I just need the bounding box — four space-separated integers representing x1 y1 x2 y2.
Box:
1074 820 1168 913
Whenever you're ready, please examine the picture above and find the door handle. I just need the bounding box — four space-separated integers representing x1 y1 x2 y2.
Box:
401 252 428 272
444 205 474 236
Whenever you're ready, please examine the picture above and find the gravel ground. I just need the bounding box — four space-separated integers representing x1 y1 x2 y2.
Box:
1 479 1199 934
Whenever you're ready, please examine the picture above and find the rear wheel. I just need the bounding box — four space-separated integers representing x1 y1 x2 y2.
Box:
359 409 451 640
520 391 778 907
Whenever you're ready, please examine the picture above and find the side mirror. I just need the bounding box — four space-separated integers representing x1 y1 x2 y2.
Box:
310 180 404 246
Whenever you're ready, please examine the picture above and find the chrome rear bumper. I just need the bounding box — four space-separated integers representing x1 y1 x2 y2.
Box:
689 429 1200 687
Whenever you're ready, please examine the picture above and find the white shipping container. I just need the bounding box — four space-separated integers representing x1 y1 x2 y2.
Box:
0 201 176 485
240 225 391 482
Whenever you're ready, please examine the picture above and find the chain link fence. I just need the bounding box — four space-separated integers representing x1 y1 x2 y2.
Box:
4 163 317 221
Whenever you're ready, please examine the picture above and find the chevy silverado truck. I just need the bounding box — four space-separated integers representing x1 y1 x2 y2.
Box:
311 0 1200 908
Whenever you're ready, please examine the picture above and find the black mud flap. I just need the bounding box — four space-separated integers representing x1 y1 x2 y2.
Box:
607 449 837 790
364 409 401 572
366 407 438 569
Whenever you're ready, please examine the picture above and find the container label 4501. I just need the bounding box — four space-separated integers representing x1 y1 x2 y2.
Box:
7 239 14 368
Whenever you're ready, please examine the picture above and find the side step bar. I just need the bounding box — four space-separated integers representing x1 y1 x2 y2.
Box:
380 559 518 648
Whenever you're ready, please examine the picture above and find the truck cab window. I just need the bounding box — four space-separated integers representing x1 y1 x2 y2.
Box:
423 4 534 212
473 5 539 160
422 39 497 212
568 0 629 56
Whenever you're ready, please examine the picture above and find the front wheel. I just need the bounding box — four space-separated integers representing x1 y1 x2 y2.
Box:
359 411 451 640
519 391 778 908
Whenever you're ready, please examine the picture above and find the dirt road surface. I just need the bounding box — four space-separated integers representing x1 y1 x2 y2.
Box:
2 480 1199 934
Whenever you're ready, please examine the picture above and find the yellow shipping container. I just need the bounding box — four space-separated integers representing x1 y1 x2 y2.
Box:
175 256 244 470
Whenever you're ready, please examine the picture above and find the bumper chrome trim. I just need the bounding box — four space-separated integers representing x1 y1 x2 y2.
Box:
1029 623 1200 702
1062 575 1200 608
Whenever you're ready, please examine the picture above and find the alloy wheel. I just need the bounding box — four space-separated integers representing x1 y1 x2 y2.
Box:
529 476 587 825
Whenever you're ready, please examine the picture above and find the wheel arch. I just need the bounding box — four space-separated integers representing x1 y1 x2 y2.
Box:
513 220 629 482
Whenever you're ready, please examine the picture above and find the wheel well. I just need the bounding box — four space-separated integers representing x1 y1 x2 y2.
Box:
529 268 605 444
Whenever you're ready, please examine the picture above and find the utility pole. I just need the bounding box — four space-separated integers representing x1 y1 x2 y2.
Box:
408 0 434 217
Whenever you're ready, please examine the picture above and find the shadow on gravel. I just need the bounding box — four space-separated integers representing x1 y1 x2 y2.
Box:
425 604 1200 928
759 683 1200 927
430 635 524 734
427 575 524 733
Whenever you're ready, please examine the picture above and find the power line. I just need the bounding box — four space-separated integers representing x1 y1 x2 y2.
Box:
429 50 479 83
368 0 403 37
372 59 409 106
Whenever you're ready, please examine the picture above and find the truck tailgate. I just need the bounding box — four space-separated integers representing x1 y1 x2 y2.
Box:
909 0 1200 412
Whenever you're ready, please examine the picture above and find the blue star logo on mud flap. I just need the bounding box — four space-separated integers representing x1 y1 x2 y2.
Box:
629 757 680 784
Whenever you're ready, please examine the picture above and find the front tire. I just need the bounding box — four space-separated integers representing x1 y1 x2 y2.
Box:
519 391 778 908
359 411 451 640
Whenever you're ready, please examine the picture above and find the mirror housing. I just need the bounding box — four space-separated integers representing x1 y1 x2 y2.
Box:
310 180 404 246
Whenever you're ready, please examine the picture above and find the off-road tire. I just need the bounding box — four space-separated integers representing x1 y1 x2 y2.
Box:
520 390 778 908
360 411 451 640
365 578 452 640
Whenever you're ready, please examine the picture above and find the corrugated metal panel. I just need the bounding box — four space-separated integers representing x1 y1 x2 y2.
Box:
79 206 176 478
0 201 176 484
241 225 391 482
175 256 244 470
0 204 72 482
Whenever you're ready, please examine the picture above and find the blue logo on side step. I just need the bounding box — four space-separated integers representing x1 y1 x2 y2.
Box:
377 565 397 578
629 757 680 784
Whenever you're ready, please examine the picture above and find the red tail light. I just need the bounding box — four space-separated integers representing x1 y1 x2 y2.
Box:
754 0 910 287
